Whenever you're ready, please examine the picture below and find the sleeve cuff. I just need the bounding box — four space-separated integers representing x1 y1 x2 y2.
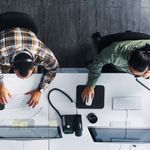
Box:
38 82 49 90
87 80 96 88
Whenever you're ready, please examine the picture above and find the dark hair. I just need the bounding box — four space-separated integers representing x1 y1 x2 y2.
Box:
128 45 150 72
13 53 34 77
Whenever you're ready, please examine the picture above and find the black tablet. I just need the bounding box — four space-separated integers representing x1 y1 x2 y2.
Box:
88 127 150 143
0 125 62 140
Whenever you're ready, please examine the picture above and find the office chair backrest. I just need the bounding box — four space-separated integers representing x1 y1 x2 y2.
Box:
0 11 38 34
92 31 150 53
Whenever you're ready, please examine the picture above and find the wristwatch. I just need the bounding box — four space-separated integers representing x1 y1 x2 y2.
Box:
38 87 45 93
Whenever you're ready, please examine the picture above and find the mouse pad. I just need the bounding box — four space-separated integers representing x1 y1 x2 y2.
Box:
76 85 104 109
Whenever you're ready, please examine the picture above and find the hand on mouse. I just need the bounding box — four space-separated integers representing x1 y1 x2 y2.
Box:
81 86 94 105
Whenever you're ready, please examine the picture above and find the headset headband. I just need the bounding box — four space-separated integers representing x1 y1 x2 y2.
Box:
11 49 34 64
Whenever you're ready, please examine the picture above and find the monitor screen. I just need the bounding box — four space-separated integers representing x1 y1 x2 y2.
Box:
0 126 62 140
88 127 150 143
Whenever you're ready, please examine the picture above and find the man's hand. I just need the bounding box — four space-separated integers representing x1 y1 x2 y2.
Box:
0 84 11 104
81 86 95 102
142 70 150 79
26 89 42 108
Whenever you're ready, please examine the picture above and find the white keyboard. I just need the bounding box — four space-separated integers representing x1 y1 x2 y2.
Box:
5 94 31 109
112 96 142 110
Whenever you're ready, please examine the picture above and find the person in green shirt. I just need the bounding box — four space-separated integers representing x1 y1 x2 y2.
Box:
81 40 150 103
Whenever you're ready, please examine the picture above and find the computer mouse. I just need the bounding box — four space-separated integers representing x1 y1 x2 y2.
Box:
85 96 93 106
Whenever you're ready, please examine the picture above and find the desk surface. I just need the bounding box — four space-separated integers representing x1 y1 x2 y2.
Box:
49 73 150 150
1 73 150 150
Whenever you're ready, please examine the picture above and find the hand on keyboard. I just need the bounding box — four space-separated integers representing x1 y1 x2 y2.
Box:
0 84 11 105
6 94 31 109
26 89 42 108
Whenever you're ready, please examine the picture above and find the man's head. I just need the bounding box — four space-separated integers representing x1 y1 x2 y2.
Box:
12 50 35 79
128 45 150 77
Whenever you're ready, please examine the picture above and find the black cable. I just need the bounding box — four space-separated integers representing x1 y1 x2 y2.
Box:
135 78 150 91
118 144 123 150
47 88 75 119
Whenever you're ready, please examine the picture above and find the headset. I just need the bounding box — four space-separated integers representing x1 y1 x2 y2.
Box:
48 88 83 137
11 49 35 64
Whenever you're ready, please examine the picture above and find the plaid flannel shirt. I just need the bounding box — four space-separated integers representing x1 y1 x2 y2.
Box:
0 27 59 89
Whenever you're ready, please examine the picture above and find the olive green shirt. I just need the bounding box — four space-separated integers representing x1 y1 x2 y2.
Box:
87 40 150 87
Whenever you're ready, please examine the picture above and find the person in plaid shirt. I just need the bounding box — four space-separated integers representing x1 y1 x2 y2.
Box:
0 27 59 108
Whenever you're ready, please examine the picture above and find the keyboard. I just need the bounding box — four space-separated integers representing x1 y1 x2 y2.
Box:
112 96 142 110
5 94 31 109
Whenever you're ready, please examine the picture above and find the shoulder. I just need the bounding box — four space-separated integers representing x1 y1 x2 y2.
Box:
107 40 150 54
112 40 150 49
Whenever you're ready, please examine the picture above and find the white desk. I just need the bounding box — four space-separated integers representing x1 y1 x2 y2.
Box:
0 74 49 150
1 73 150 150
49 73 150 150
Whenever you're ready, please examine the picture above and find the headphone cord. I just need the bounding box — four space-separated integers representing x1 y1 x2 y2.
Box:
135 77 150 91
48 88 75 119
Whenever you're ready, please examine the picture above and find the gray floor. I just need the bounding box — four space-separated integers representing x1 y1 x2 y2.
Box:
1 0 150 67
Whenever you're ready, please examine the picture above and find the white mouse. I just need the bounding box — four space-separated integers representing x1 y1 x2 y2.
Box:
85 96 93 106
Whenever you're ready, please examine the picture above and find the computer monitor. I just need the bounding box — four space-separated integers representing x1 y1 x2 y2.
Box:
0 126 62 140
88 127 150 143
